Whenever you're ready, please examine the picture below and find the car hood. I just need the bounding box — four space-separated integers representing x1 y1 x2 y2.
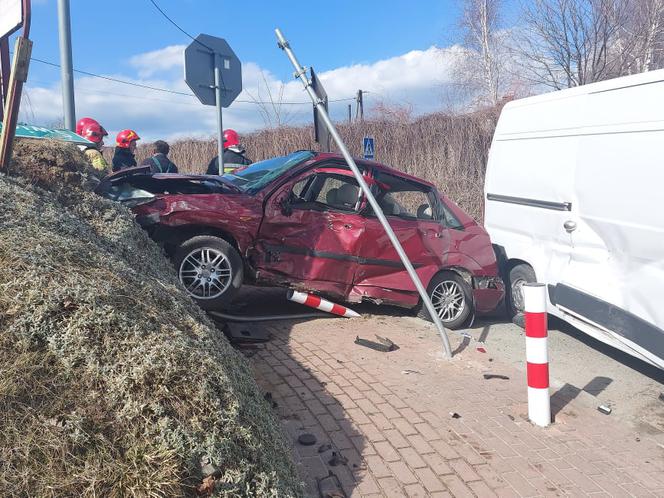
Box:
95 168 242 202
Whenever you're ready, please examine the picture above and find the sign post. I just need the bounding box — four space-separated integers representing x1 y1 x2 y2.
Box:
363 136 375 160
184 34 242 175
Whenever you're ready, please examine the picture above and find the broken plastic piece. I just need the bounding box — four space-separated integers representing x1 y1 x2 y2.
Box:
483 373 510 380
476 346 487 353
354 335 398 352
597 405 612 415
318 443 332 453
298 433 317 446
401 369 422 375
328 451 348 467
450 412 461 419
317 471 346 498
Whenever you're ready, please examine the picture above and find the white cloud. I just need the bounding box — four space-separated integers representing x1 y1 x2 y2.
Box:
129 45 186 78
20 44 461 142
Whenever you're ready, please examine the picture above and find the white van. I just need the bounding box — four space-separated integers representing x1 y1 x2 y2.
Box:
484 69 664 370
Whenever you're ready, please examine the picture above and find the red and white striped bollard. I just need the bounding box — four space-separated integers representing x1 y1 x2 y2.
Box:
287 290 361 318
524 283 551 427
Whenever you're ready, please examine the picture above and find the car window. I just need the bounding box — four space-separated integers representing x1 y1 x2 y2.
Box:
291 173 360 212
441 202 464 230
221 150 314 194
367 172 441 221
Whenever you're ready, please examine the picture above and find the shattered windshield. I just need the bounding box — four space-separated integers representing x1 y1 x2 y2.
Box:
221 150 315 194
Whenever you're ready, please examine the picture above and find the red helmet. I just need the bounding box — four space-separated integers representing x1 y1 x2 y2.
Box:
223 129 239 148
76 117 96 136
80 121 108 144
116 129 140 148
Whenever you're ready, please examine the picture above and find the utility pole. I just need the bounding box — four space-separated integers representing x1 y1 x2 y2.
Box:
356 89 364 121
57 0 75 130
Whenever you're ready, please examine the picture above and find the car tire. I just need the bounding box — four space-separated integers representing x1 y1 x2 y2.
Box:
417 271 473 330
173 235 243 309
506 263 536 318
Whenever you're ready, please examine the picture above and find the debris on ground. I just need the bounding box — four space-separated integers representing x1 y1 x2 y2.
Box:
401 369 422 375
483 373 510 380
318 443 332 453
264 392 279 408
659 392 664 403
317 471 346 498
298 433 317 446
598 405 613 415
354 335 399 352
450 412 462 419
196 476 217 497
476 346 487 353
0 140 302 497
328 452 348 467
219 322 272 344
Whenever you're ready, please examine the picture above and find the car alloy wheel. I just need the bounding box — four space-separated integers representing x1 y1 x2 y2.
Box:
430 280 466 323
179 247 233 300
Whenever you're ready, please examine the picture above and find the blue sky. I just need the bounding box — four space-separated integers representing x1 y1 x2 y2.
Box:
14 0 518 140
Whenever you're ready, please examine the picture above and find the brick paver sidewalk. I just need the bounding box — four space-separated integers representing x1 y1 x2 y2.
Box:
247 315 664 497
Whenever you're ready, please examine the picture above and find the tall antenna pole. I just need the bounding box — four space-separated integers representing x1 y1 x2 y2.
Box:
275 28 453 359
57 0 76 130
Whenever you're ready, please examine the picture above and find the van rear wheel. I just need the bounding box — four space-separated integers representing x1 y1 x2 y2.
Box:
507 263 536 318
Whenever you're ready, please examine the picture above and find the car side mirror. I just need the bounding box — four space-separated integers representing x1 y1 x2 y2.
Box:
279 194 293 216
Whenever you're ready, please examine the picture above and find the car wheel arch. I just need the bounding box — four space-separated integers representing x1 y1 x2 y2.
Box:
161 224 242 257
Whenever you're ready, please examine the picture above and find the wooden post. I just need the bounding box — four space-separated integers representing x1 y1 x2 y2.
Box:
0 36 32 170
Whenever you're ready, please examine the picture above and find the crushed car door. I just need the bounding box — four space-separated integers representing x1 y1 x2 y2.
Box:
354 171 450 296
254 167 366 297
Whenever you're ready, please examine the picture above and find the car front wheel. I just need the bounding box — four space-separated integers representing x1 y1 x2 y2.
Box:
417 271 473 329
173 235 243 309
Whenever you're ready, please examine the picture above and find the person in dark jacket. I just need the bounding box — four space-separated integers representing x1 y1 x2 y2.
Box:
140 140 178 173
112 129 140 172
206 129 252 175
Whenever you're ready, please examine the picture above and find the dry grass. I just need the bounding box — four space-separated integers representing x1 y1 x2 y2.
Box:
0 140 302 497
131 110 497 222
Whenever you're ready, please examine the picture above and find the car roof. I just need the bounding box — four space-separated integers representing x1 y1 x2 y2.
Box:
312 152 436 189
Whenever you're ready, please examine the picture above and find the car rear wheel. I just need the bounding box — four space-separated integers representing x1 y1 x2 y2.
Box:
417 271 473 329
173 235 243 309
506 263 536 318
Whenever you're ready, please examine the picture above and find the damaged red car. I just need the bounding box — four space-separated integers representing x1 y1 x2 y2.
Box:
98 151 504 329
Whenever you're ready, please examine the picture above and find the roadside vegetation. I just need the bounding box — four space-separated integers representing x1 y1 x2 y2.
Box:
133 109 498 223
0 140 302 497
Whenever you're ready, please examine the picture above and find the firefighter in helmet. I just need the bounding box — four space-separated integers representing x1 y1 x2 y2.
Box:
112 129 140 172
206 129 252 175
75 117 109 172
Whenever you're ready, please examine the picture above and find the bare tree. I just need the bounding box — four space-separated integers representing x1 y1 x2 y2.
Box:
458 0 503 105
244 70 294 128
514 0 630 89
616 0 664 73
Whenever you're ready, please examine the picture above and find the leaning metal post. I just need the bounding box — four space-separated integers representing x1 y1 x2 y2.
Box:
275 28 453 359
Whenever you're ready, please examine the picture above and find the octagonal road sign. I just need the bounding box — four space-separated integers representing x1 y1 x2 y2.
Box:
184 34 242 107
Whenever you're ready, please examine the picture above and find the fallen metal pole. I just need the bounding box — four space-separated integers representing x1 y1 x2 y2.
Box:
209 311 329 322
275 28 452 358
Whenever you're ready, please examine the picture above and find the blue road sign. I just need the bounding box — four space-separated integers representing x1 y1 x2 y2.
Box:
363 136 375 160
